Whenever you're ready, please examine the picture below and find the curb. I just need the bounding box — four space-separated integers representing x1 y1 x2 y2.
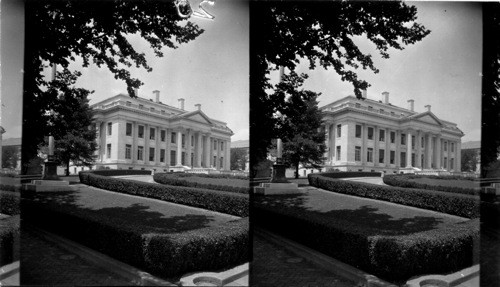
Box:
404 265 479 287
179 263 249 286
26 225 175 286
255 228 397 287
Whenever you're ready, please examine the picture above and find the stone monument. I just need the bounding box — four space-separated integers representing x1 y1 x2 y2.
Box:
23 135 77 192
254 138 300 195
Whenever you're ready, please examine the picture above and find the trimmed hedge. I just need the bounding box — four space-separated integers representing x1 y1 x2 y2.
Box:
0 190 20 215
320 171 382 179
89 169 152 176
79 171 248 217
153 173 250 194
22 199 248 278
254 198 478 282
309 174 479 219
0 215 20 266
383 174 479 196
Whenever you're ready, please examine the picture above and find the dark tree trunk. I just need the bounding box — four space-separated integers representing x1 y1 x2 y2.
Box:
295 163 299 179
66 160 70 176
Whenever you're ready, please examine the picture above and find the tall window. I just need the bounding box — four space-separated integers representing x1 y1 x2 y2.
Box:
355 125 362 138
390 151 395 164
451 142 455 152
355 146 361 161
149 148 155 161
367 148 373 162
107 122 112 135
411 153 415 166
220 141 223 150
401 134 406 145
368 127 374 140
336 146 341 160
421 137 425 148
150 128 155 140
125 144 131 159
444 141 448 151
444 157 448 168
138 125 144 138
401 152 406 167
182 134 186 148
213 155 217 166
137 146 143 161
170 150 176 165
171 132 177 144
412 136 415 149
390 132 395 143
379 149 385 164
160 149 165 162
192 135 195 147
182 152 186 165
379 130 385 142
337 124 342 137
106 144 111 158
126 123 132 136
450 158 454 169
161 130 166 142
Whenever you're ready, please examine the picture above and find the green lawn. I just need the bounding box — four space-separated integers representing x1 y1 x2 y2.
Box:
29 185 239 234
256 188 467 236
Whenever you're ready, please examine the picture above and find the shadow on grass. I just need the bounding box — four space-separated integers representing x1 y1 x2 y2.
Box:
24 190 216 234
255 194 444 236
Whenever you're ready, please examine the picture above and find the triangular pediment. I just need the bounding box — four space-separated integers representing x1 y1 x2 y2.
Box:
405 111 443 126
179 110 213 125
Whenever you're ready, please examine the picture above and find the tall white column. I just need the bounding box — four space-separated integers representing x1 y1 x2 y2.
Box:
374 126 379 167
456 141 462 171
225 140 231 170
395 130 401 167
385 128 390 167
425 133 432 169
186 129 192 167
416 130 422 168
196 132 202 167
436 135 442 169
406 131 412 168
166 129 171 167
362 124 367 164
204 134 211 168
176 130 182 166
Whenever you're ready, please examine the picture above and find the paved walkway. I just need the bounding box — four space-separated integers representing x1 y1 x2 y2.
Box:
252 230 356 287
21 226 140 285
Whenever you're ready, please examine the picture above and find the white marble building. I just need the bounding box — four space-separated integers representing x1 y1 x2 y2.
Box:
91 91 233 172
320 92 464 173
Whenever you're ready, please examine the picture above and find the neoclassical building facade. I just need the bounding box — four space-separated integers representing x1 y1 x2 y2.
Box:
92 91 233 171
320 92 464 173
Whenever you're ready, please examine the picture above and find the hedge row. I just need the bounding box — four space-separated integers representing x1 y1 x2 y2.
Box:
153 173 249 194
383 174 479 196
90 169 152 176
167 173 249 180
308 174 479 219
22 200 248 278
79 171 248 217
0 215 20 266
319 171 382 179
0 190 20 215
253 200 478 282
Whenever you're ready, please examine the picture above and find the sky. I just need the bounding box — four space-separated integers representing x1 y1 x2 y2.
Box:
285 1 482 143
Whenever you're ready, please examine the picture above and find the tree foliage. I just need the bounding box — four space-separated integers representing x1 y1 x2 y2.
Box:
250 1 430 166
22 0 203 174
275 71 325 178
41 69 97 176
230 148 248 171
461 149 479 173
2 146 20 169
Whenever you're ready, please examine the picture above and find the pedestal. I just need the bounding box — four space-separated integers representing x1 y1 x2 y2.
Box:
43 161 59 180
271 164 288 183
254 163 301 195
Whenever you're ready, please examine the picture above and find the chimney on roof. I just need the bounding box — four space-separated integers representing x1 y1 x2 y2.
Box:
134 88 139 97
407 99 414 112
425 105 431 112
362 89 367 99
178 98 185 110
153 90 160 103
195 104 201 111
382 91 389 104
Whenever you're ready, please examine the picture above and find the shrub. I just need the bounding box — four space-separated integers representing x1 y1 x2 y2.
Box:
0 215 20 266
319 171 382 179
0 191 20 215
383 174 479 196
309 174 479 219
153 173 250 194
253 199 478 282
85 169 152 177
22 200 248 279
79 171 248 217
